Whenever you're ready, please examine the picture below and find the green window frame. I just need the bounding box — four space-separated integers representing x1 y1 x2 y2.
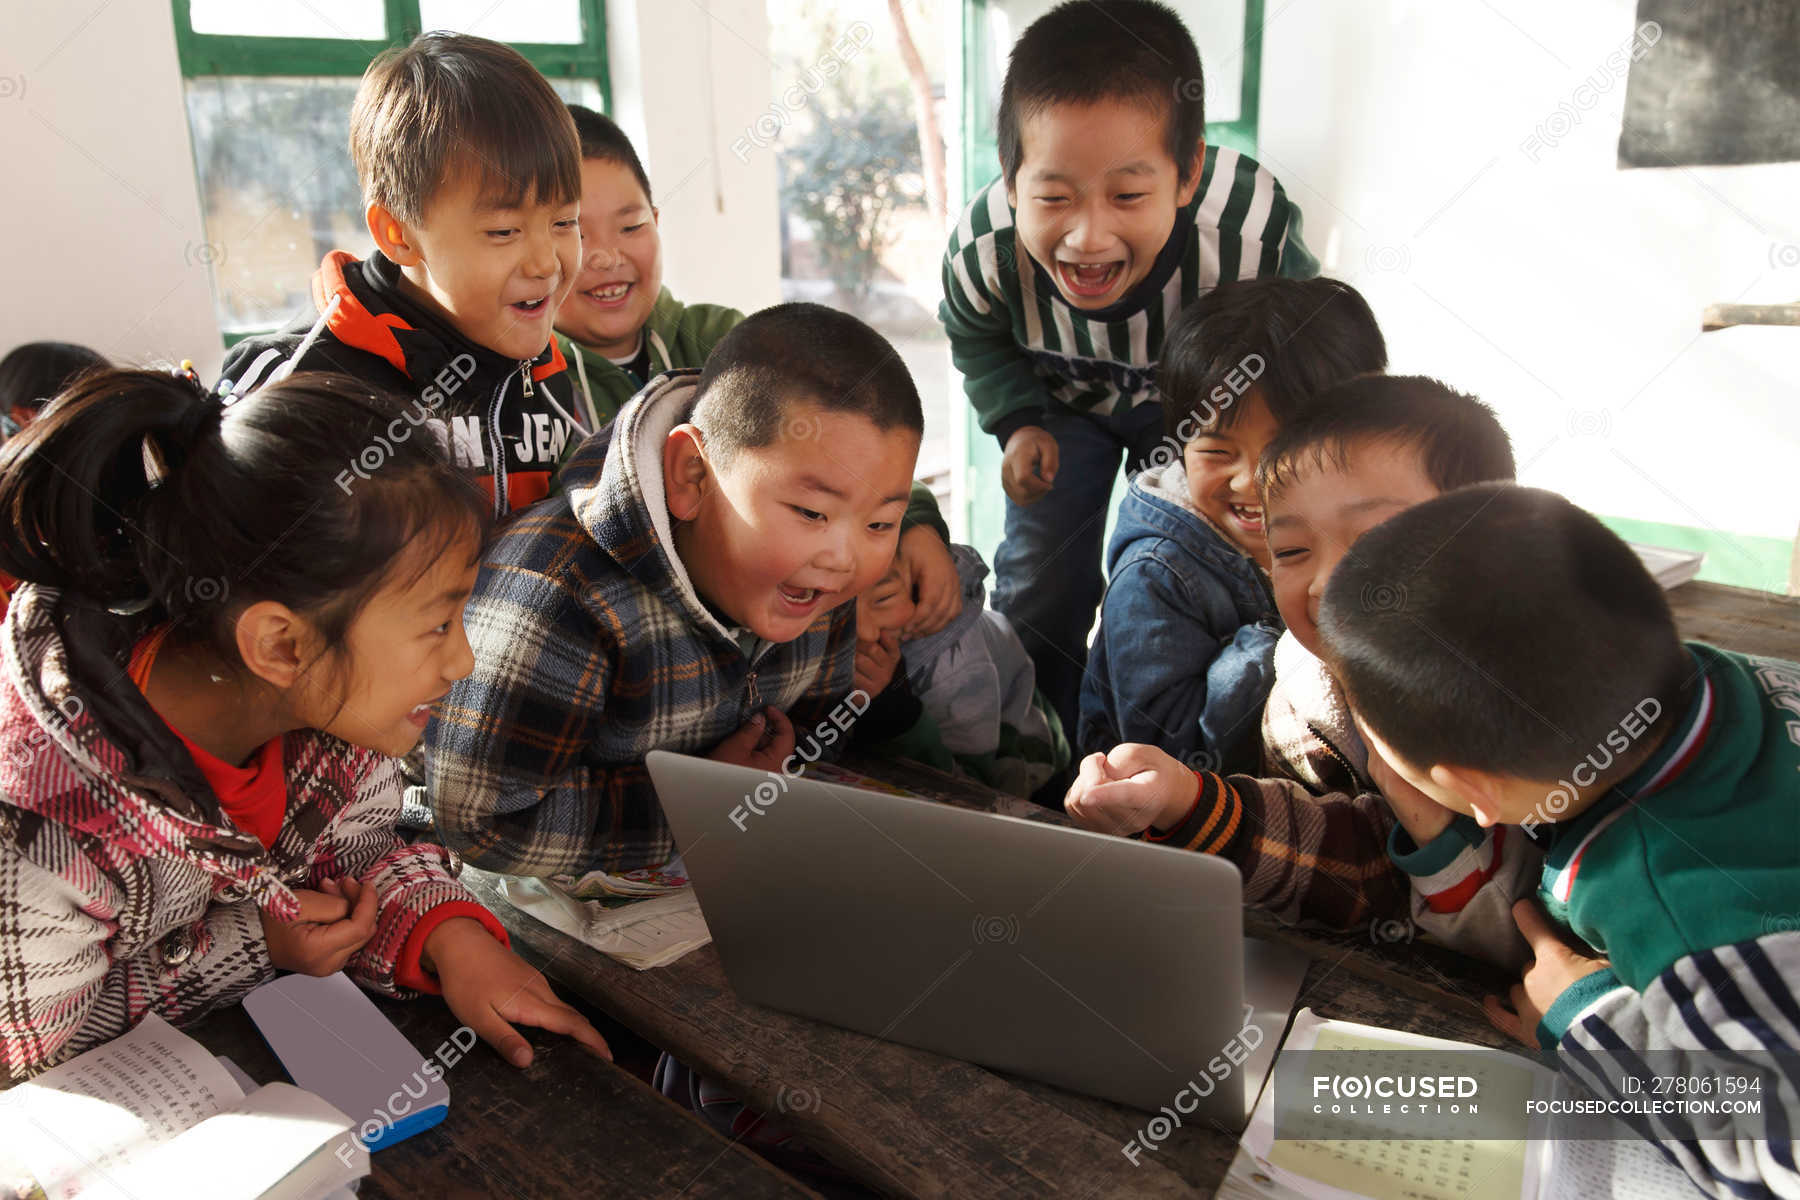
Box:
171 0 611 93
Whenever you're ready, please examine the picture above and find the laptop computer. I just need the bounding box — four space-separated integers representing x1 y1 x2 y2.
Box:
647 751 1307 1122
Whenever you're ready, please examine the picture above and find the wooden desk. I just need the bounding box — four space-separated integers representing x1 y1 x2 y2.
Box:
181 994 817 1199
464 753 1529 1199
1667 579 1800 662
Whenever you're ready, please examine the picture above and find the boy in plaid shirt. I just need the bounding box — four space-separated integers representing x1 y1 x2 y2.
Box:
429 304 923 877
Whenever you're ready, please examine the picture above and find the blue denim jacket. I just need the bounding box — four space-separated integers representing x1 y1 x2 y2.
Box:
1077 459 1280 772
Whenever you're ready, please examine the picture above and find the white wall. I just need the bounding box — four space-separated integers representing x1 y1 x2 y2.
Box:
607 0 783 317
1258 0 1800 572
2 5 224 377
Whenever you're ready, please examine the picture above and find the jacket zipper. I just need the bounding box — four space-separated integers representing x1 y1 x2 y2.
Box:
743 640 776 713
483 363 534 518
1310 721 1367 791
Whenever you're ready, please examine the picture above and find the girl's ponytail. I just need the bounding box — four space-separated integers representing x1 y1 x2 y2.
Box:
0 367 490 668
0 367 219 610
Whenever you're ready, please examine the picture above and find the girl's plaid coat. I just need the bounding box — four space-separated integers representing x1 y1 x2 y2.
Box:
0 586 480 1080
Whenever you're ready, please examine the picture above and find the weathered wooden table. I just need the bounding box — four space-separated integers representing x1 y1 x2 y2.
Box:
463 579 1800 1197
181 994 818 1199
1665 578 1800 662
462 759 1525 1199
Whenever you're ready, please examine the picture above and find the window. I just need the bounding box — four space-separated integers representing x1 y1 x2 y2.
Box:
768 0 956 497
171 0 609 342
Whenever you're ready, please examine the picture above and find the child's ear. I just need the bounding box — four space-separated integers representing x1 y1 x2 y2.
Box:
367 202 421 267
663 424 712 522
1428 764 1506 827
1175 138 1207 206
234 601 308 690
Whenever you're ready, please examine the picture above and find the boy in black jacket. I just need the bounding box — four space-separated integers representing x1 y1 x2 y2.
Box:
223 32 587 516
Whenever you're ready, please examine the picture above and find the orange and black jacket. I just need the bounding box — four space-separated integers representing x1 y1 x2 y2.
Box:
222 251 582 516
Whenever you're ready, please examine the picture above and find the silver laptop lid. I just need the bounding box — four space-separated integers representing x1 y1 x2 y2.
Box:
648 751 1249 1117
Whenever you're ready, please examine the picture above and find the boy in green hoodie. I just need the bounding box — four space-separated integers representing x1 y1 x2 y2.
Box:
554 106 744 428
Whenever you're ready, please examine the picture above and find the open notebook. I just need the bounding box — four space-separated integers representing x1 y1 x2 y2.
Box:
0 1014 366 1200
1221 1008 1700 1200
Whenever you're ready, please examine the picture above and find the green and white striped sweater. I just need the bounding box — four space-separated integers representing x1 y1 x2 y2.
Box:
940 145 1318 443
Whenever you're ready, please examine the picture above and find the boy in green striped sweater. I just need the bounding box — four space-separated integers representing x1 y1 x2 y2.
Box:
940 0 1317 736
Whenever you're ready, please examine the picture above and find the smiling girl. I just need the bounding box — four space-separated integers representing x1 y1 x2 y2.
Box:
0 368 608 1080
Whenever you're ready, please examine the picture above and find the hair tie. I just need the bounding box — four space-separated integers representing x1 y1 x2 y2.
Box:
171 360 220 448
142 361 217 487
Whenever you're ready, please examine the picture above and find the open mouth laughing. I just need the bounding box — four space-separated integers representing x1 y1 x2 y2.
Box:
1056 259 1125 299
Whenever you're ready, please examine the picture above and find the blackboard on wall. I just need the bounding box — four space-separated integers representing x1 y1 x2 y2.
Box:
1619 0 1800 168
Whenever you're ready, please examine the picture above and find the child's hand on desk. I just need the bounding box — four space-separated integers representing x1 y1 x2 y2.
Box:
895 525 963 637
422 917 613 1068
260 876 378 975
1483 898 1611 1049
707 706 796 773
1064 744 1200 838
1363 740 1455 844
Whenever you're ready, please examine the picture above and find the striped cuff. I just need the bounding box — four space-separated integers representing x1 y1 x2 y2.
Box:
1146 770 1245 858
1388 813 1485 875
1537 965 1624 1050
1390 816 1510 915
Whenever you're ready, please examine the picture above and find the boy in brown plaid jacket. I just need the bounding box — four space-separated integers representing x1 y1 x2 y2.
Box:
1067 376 1538 966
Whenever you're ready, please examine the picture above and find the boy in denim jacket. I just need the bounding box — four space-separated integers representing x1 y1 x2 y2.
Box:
1078 278 1384 773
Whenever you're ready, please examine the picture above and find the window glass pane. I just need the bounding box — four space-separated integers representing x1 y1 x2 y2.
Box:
418 0 584 43
184 77 366 335
548 78 604 110
188 0 386 40
769 0 955 488
1179 0 1245 125
185 75 605 337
